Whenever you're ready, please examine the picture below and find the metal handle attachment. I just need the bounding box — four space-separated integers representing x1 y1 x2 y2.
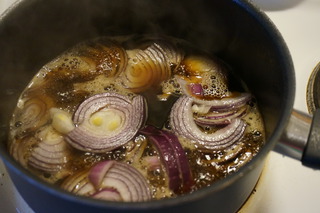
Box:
275 109 320 169
275 110 311 160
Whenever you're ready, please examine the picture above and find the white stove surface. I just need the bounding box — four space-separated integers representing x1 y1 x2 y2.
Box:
1 0 320 212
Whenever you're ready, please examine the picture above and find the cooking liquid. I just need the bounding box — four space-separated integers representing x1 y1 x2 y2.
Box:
8 36 265 200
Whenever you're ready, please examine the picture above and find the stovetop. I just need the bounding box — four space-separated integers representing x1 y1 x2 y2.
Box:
1 0 320 212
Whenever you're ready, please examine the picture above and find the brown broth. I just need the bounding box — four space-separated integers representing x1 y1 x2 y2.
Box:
8 35 265 200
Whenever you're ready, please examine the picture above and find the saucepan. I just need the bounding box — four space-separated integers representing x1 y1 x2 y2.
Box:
0 0 313 212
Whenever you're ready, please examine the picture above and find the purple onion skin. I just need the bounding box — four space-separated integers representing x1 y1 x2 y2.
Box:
160 131 194 192
140 125 194 194
170 95 247 150
28 131 69 173
88 160 151 202
194 106 248 126
147 133 182 192
188 83 204 97
88 160 114 189
194 93 252 112
65 93 146 153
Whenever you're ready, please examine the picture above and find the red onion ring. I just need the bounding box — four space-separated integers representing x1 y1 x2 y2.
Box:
62 160 151 202
88 160 151 202
193 93 252 112
91 188 122 201
61 169 95 196
65 92 146 153
9 136 37 168
176 76 221 99
170 95 246 150
28 127 70 172
194 106 248 126
88 160 114 188
14 96 52 132
188 83 204 97
152 41 184 70
140 126 194 194
119 40 182 93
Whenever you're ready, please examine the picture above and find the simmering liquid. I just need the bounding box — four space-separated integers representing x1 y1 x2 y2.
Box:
8 35 265 200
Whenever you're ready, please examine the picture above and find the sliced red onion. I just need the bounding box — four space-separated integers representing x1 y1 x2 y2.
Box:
119 39 183 93
194 106 248 126
159 130 194 193
192 93 252 112
200 143 244 165
77 182 96 195
88 160 151 202
175 76 205 98
88 160 114 188
120 44 171 93
9 136 37 168
152 41 184 70
125 36 184 71
176 73 250 113
62 160 151 202
15 96 52 131
61 169 95 196
188 83 204 96
28 127 70 172
140 126 194 194
146 44 168 81
91 188 122 201
170 95 246 150
65 92 146 153
142 132 181 192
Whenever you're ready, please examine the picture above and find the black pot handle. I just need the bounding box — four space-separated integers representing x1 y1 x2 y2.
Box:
276 108 320 169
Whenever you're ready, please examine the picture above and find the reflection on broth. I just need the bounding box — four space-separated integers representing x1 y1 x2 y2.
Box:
8 35 265 201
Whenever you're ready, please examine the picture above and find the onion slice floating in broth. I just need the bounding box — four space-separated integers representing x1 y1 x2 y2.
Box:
188 83 204 97
91 188 122 201
192 93 252 113
88 160 151 202
28 127 70 173
88 160 114 188
61 169 95 196
194 106 248 126
119 40 183 93
62 160 151 202
170 95 247 150
65 92 146 153
140 125 194 194
9 136 37 168
11 95 53 134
